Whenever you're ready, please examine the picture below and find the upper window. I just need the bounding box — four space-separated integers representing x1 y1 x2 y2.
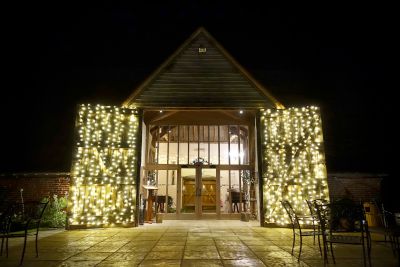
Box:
147 125 249 165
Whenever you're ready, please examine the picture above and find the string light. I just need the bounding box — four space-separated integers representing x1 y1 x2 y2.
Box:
261 106 329 225
69 104 139 227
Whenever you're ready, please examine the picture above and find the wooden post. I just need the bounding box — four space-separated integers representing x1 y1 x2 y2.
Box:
143 185 158 223
145 189 154 222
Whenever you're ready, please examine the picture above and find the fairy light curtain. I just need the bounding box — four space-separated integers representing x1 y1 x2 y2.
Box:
68 104 140 228
261 106 329 225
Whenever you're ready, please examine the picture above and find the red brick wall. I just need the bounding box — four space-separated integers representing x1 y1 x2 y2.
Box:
0 173 70 202
0 172 384 205
327 173 384 202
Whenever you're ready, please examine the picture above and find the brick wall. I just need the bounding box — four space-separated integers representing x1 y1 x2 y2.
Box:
327 172 385 202
0 172 385 205
0 173 70 203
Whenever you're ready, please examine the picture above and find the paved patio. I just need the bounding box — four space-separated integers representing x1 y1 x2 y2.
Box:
0 220 397 266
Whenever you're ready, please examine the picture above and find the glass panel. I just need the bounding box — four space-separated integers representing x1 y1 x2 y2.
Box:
157 126 169 164
155 170 167 213
209 143 219 165
229 126 239 165
158 143 168 164
169 142 178 165
189 125 198 142
169 126 179 142
199 142 208 164
240 126 249 165
220 170 230 214
201 168 216 213
241 170 250 213
148 126 157 164
181 168 196 213
229 170 242 213
219 125 229 164
189 143 198 164
179 126 188 164
209 125 218 142
153 126 160 164
189 125 199 163
167 170 177 213
199 126 209 163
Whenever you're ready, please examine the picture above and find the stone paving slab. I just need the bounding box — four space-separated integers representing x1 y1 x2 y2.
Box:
0 220 398 266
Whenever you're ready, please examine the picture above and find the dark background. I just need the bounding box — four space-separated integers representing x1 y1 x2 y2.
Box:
1 3 395 198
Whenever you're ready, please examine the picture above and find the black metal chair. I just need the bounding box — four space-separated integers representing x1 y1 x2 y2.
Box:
0 201 14 256
231 191 245 213
391 226 400 266
281 200 322 261
368 200 395 243
315 202 372 267
306 199 327 246
155 195 173 213
0 200 49 265
371 202 400 264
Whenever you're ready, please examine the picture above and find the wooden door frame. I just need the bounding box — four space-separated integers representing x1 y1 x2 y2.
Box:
180 164 218 219
143 164 252 220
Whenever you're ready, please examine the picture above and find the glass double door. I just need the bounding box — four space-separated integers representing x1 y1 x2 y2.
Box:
181 167 217 218
145 165 253 219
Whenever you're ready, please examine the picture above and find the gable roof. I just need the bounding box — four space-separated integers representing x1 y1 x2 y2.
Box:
123 27 284 109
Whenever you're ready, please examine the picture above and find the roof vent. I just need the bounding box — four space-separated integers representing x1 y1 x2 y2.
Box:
198 45 207 54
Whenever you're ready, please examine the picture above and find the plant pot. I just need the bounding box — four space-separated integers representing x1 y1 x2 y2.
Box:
240 212 250 222
156 213 163 223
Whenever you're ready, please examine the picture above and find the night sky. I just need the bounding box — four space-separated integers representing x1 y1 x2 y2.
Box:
1 3 394 178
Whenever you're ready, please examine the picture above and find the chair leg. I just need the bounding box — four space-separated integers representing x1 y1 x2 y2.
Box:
361 243 367 267
368 247 372 267
317 232 322 256
35 222 41 257
322 238 329 264
20 230 28 266
367 235 372 267
1 237 4 256
312 221 316 245
329 242 335 264
6 236 9 257
319 233 327 264
391 233 399 256
291 228 296 255
298 235 303 261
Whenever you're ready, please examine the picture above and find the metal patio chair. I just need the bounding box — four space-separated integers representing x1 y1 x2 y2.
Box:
0 201 14 256
281 200 322 261
306 199 327 246
1 200 49 266
315 202 372 267
370 202 400 264
368 200 395 243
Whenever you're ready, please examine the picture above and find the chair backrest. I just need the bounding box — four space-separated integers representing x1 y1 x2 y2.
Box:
307 199 328 220
281 200 300 226
231 191 245 203
155 195 173 207
12 201 49 223
0 202 14 231
316 202 368 235
306 200 317 220
372 199 395 228
315 202 331 234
